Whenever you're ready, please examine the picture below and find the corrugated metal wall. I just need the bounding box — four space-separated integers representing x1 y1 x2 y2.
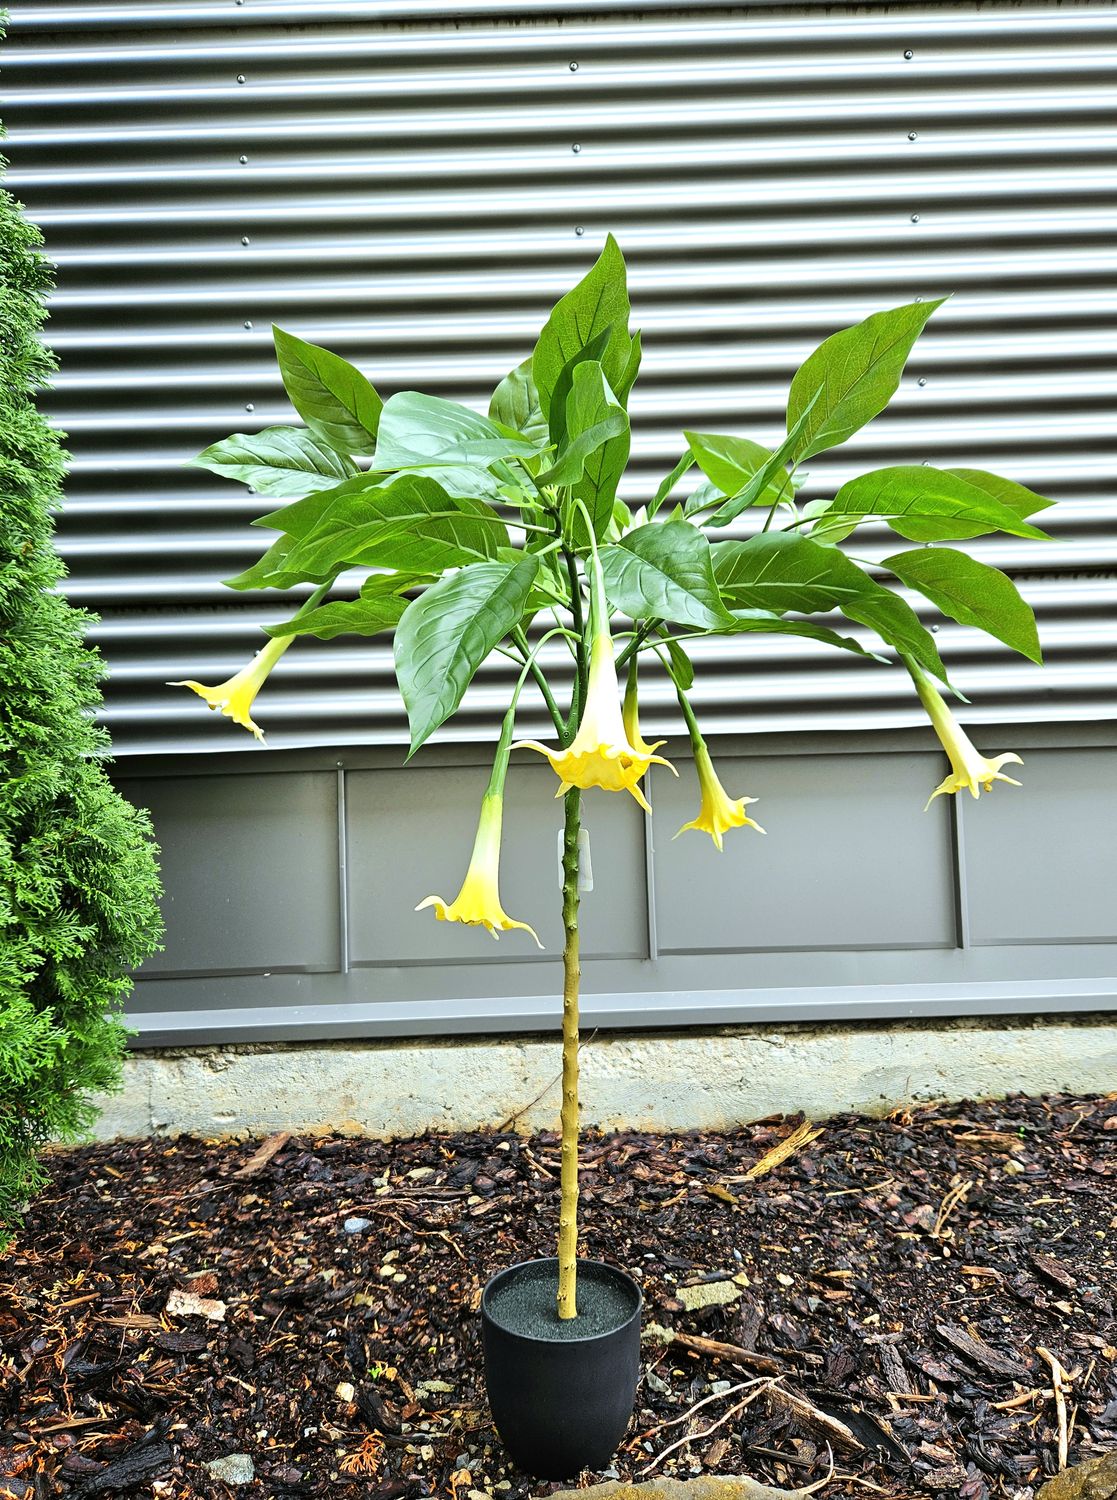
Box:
4 1 1116 755
3 2 1115 1047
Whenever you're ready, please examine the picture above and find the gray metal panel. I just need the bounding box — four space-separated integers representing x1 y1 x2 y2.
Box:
113 719 1117 1045
2 2 1115 754
128 770 340 975
651 749 955 953
964 746 1117 945
346 762 647 963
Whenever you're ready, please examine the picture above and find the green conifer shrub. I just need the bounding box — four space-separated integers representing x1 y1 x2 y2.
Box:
0 158 163 1246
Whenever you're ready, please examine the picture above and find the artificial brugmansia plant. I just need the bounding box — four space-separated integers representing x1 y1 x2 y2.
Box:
180 237 1051 1320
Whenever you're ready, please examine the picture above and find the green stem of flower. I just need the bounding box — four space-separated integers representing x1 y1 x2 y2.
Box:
557 784 581 1320
511 626 567 739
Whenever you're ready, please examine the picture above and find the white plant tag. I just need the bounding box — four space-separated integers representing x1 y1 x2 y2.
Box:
556 826 593 892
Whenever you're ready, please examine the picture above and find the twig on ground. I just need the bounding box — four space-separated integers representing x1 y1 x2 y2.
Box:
639 1378 779 1474
1037 1346 1072 1470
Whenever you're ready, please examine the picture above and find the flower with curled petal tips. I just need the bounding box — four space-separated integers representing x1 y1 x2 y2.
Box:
676 742 765 851
416 794 542 946
908 660 1023 809
170 634 291 743
416 709 541 946
515 553 674 812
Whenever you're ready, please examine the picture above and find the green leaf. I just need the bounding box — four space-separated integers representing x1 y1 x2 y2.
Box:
719 609 887 662
266 573 423 641
897 468 1055 543
547 323 616 448
277 473 508 578
663 636 694 689
254 463 503 537
488 357 548 445
684 431 790 503
881 546 1042 663
272 326 382 454
600 517 732 631
189 426 357 497
682 479 725 517
372 392 544 470
648 452 695 519
705 398 821 528
711 530 949 682
786 297 948 460
395 553 540 755
224 532 338 592
826 466 1051 542
615 328 642 408
538 363 631 543
532 234 633 420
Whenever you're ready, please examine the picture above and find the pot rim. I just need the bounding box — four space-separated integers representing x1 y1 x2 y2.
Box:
481 1255 643 1345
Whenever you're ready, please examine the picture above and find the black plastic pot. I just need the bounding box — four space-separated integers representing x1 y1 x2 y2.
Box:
481 1256 642 1480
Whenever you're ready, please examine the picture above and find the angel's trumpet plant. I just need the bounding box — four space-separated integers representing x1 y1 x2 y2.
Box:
515 544 674 811
417 708 541 946
674 688 764 850
622 655 667 767
907 659 1023 809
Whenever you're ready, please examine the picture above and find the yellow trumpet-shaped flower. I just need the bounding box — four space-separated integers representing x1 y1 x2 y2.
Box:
622 659 667 765
416 792 542 946
675 741 765 851
170 634 291 743
515 552 674 812
909 661 1023 810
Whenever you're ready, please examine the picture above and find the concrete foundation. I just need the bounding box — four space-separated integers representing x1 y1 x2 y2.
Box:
92 1013 1117 1140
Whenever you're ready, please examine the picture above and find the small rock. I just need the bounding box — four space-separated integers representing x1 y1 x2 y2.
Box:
343 1216 373 1234
335 1381 355 1403
416 1379 454 1395
1037 1452 1117 1500
677 1280 741 1312
204 1454 254 1486
921 1467 968 1492
468 1491 492 1500
166 1288 226 1322
407 1166 436 1180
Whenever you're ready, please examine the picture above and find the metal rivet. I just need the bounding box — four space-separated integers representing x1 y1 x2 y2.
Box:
572 143 581 153
239 154 248 164
903 49 914 59
930 624 939 632
237 74 246 83
575 225 585 236
917 377 927 387
569 61 579 71
911 213 921 223
243 320 253 329
245 402 255 412
908 131 918 141
241 235 250 245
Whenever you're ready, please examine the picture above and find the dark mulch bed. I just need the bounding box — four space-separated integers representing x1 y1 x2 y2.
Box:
2 1092 1115 1500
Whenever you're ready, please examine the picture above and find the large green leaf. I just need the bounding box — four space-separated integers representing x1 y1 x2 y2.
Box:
272 326 382 455
882 546 1042 663
189 426 357 497
532 234 633 419
684 431 790 503
266 573 423 641
277 473 508 578
253 463 502 537
712 530 949 681
547 324 615 448
488 357 548 445
825 466 1051 542
893 468 1056 542
224 532 337 591
786 298 948 460
539 363 631 542
648 452 695 519
372 392 544 470
601 517 731 630
395 554 540 755
719 609 887 661
705 399 821 528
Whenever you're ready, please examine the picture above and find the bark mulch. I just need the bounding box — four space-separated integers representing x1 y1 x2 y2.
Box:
2 1092 1114 1500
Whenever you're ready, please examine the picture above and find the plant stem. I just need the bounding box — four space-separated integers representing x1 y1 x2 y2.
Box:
557 784 581 1319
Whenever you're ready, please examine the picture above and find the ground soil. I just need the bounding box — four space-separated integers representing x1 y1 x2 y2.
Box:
2 1092 1114 1499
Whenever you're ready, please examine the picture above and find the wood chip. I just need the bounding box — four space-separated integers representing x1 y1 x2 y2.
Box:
165 1288 227 1322
233 1131 291 1178
744 1121 824 1180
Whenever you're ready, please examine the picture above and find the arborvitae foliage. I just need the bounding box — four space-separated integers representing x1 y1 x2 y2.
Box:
0 164 163 1244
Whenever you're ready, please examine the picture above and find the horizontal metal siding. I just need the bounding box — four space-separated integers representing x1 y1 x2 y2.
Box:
3 3 1115 754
